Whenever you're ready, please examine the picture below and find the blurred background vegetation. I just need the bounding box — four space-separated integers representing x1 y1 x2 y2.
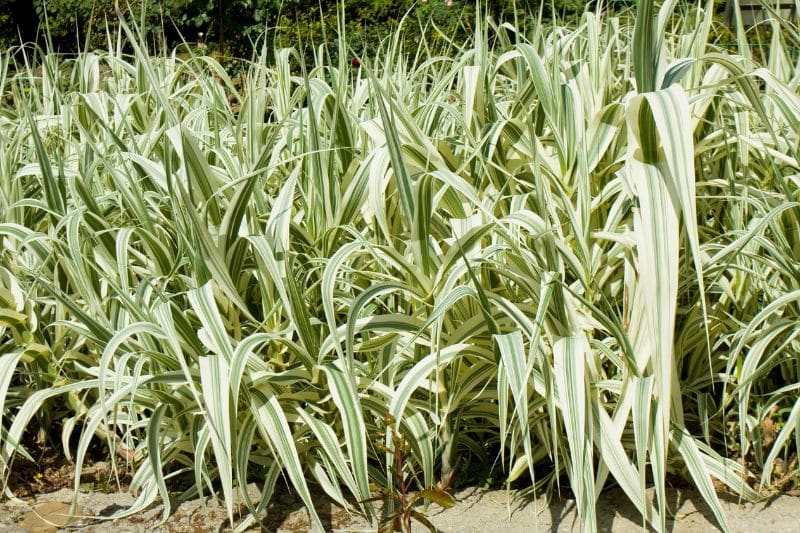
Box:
2 1 724 62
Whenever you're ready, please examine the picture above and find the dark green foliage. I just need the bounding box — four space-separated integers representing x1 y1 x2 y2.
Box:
3 0 593 56
1 0 37 49
27 0 218 50
2 1 732 74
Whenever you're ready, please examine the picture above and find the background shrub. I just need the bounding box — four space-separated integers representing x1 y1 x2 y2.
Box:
5 1 630 57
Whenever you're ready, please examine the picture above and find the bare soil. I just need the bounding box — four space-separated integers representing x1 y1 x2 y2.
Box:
3 483 800 532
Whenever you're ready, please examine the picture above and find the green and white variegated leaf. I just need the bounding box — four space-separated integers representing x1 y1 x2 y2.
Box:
495 332 535 479
626 90 680 533
199 355 234 524
553 335 596 533
250 388 324 532
320 362 372 510
671 428 730 533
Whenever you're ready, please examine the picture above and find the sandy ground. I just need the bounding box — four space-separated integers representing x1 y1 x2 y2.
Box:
0 487 800 533
2 484 799 532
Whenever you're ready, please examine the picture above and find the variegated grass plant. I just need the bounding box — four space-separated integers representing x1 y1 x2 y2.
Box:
1 1 799 531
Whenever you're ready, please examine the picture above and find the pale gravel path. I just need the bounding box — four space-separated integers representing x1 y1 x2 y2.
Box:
3 485 799 532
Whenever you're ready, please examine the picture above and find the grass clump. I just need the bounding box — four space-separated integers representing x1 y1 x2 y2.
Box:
0 2 799 532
